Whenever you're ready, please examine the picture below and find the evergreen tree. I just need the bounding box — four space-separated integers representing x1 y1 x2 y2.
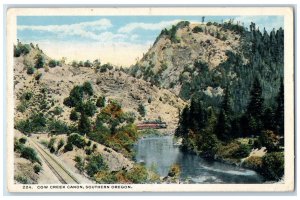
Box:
245 77 264 135
275 78 284 135
78 114 91 135
175 105 190 138
215 87 232 141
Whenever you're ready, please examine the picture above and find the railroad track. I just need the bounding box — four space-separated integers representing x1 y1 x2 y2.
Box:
29 139 80 184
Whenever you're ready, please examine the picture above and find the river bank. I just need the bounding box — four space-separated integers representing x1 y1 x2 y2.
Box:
134 135 264 183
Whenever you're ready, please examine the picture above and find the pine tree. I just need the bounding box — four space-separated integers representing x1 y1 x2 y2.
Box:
245 77 264 135
275 78 284 135
215 87 232 141
175 105 190 138
78 114 91 135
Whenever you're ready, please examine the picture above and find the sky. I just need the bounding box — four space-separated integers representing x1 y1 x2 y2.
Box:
17 15 284 67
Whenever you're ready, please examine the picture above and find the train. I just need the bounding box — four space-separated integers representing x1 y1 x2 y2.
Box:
137 121 167 129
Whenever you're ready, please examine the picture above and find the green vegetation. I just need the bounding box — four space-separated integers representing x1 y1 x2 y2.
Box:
35 54 45 69
33 164 42 174
63 82 96 135
138 104 146 117
26 66 35 75
14 41 31 57
85 154 107 177
74 155 85 174
261 152 284 181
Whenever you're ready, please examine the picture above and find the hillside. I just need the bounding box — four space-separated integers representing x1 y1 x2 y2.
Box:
13 42 185 184
130 21 284 113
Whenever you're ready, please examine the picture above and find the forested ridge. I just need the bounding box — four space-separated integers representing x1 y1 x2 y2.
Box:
174 21 284 181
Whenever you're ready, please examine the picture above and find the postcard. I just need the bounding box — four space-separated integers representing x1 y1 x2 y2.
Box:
6 6 294 192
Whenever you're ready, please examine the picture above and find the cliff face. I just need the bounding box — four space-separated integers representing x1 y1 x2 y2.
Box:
130 22 246 96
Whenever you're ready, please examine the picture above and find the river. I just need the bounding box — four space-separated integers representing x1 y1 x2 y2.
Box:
134 135 264 183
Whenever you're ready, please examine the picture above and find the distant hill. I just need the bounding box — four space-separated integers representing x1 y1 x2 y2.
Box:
129 21 284 113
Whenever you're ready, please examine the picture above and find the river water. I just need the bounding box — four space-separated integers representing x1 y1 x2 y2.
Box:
134 135 264 183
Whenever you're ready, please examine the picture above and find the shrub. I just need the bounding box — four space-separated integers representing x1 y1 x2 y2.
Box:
48 120 69 135
96 96 106 108
48 59 58 68
56 139 65 152
259 130 280 152
35 54 45 69
85 147 93 155
74 155 85 174
125 164 148 183
16 103 27 113
78 114 91 135
138 104 146 117
19 137 27 144
95 171 117 183
27 66 35 75
86 140 92 146
64 142 73 152
232 144 251 158
192 26 203 33
70 109 79 121
53 106 63 115
21 91 33 101
15 175 29 184
20 146 40 164
35 72 42 81
67 133 86 148
14 140 24 152
82 81 93 96
206 22 212 26
85 154 107 177
48 137 56 149
243 156 263 171
262 152 284 181
33 164 42 174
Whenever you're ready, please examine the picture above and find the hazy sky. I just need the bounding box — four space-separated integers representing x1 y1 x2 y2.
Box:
17 16 284 67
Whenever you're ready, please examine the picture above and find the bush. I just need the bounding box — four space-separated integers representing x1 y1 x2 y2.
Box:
67 133 86 148
21 91 33 101
48 59 59 68
53 106 63 115
259 130 280 152
86 140 92 146
243 156 263 171
20 146 40 164
19 137 27 144
48 137 56 149
125 164 148 183
85 154 107 177
14 140 24 152
95 171 117 183
82 81 93 96
96 96 106 108
262 152 284 181
64 142 73 152
206 22 212 26
232 144 251 158
27 66 35 75
78 114 91 135
74 155 85 174
138 104 146 117
70 109 79 121
33 164 42 174
15 175 29 184
35 72 42 81
56 139 65 152
35 54 45 69
192 26 203 33
48 120 69 135
85 147 93 155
